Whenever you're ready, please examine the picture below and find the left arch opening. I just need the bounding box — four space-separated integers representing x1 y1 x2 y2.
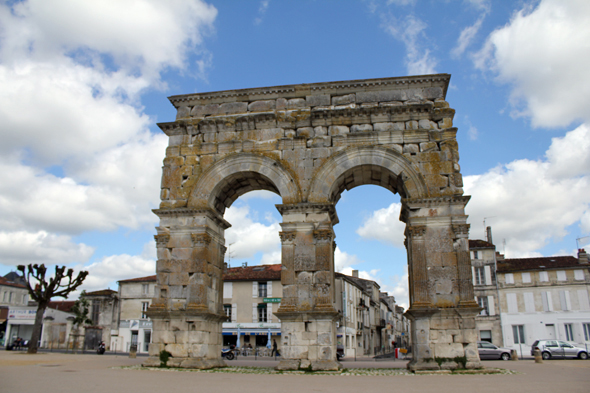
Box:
211 172 280 215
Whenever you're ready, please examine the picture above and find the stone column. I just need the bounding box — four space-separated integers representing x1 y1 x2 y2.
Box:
275 203 341 371
402 196 482 371
143 208 230 369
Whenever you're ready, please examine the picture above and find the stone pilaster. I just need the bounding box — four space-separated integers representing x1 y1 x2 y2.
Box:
144 208 230 369
402 196 482 371
275 203 341 371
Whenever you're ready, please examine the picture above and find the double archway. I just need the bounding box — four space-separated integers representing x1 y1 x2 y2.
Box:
146 75 481 371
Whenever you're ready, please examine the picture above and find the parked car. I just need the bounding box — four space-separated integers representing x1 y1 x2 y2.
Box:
531 340 588 360
477 341 512 360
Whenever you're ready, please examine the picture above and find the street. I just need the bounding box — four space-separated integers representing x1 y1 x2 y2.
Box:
1 351 589 393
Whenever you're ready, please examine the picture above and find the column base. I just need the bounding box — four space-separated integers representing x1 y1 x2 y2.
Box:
143 356 227 369
276 359 342 371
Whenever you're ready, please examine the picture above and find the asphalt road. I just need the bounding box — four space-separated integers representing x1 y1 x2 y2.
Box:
1 351 588 393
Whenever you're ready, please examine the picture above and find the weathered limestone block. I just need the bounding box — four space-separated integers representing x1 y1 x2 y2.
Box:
350 124 373 133
314 126 327 136
406 120 419 130
420 141 438 152
403 144 419 154
249 100 276 112
218 102 247 114
356 90 407 103
297 127 314 138
332 94 355 105
306 95 330 107
328 125 349 136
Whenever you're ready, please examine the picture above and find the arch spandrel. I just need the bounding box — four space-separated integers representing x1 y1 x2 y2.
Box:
307 146 430 204
188 153 302 214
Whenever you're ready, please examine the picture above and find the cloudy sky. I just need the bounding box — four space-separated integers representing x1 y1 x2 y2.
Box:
1 0 589 309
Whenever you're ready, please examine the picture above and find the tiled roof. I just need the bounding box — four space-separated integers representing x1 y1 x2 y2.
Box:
497 256 583 273
48 300 76 312
85 289 117 296
469 239 495 249
118 275 157 283
223 264 281 281
0 276 27 289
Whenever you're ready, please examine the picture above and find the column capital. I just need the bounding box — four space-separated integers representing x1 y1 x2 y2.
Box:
452 223 470 238
407 225 427 239
313 229 334 242
191 233 212 246
154 233 170 248
276 203 339 225
279 231 297 243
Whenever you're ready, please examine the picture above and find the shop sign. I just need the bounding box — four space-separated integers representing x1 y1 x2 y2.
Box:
263 298 281 303
8 309 36 320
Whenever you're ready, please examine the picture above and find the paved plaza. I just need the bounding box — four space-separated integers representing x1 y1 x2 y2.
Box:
1 351 589 393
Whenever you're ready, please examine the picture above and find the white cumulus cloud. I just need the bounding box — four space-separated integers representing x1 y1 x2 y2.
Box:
356 202 406 248
464 123 590 257
473 0 590 128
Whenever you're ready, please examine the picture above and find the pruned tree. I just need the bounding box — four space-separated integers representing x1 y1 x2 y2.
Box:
17 264 88 354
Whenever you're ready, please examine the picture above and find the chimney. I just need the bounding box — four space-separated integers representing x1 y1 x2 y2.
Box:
352 270 359 278
578 249 588 264
486 226 493 245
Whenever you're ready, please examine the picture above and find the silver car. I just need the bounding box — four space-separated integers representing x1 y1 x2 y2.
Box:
531 340 588 360
477 341 512 360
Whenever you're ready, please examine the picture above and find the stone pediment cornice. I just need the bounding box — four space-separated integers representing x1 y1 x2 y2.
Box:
152 207 231 229
168 74 451 107
276 203 339 225
402 195 471 208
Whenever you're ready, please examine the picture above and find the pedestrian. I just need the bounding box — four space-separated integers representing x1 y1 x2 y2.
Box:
271 339 279 357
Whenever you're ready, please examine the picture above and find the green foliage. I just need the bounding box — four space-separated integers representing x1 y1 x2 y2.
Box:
71 290 93 328
433 356 468 369
159 350 172 367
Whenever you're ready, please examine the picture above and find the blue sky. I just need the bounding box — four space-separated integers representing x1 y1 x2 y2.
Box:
1 0 589 308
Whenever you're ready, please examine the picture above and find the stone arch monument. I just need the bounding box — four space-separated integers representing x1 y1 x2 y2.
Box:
144 75 482 371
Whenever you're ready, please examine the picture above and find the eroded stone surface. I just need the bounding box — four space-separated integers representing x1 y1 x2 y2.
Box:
148 75 479 370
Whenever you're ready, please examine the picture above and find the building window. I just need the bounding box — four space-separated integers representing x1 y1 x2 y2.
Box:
505 273 514 284
141 302 149 319
224 304 232 320
2 291 6 302
91 299 100 325
512 325 525 344
480 330 492 343
142 284 149 295
556 270 567 281
258 282 267 298
477 296 489 316
583 323 590 341
559 291 571 311
574 270 584 281
8 292 13 303
539 271 549 282
506 293 518 313
542 291 553 312
564 324 574 341
471 251 480 259
521 272 531 283
257 303 267 322
474 267 485 285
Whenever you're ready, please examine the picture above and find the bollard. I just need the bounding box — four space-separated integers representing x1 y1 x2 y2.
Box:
129 344 137 359
510 349 518 361
533 349 543 363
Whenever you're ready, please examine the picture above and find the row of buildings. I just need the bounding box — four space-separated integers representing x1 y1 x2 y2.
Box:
3 232 589 357
471 230 590 355
1 265 410 356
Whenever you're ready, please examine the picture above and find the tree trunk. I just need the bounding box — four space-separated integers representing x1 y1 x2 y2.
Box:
28 302 47 354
